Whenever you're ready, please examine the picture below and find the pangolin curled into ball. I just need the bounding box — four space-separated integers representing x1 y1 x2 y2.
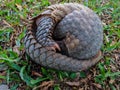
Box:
24 3 103 72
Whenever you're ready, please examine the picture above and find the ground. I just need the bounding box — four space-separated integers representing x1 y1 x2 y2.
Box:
0 0 120 90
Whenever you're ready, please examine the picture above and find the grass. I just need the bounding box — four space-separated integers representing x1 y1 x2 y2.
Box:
0 0 120 90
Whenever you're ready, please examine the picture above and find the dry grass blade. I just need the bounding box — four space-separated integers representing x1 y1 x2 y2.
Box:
33 81 54 90
65 81 80 87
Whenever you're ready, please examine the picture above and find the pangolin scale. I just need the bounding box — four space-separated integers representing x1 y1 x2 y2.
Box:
24 3 103 72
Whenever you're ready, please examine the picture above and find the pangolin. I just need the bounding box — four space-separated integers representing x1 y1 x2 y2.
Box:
24 3 103 72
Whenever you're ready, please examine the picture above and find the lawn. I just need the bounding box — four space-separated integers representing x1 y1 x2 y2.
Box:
0 0 120 90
